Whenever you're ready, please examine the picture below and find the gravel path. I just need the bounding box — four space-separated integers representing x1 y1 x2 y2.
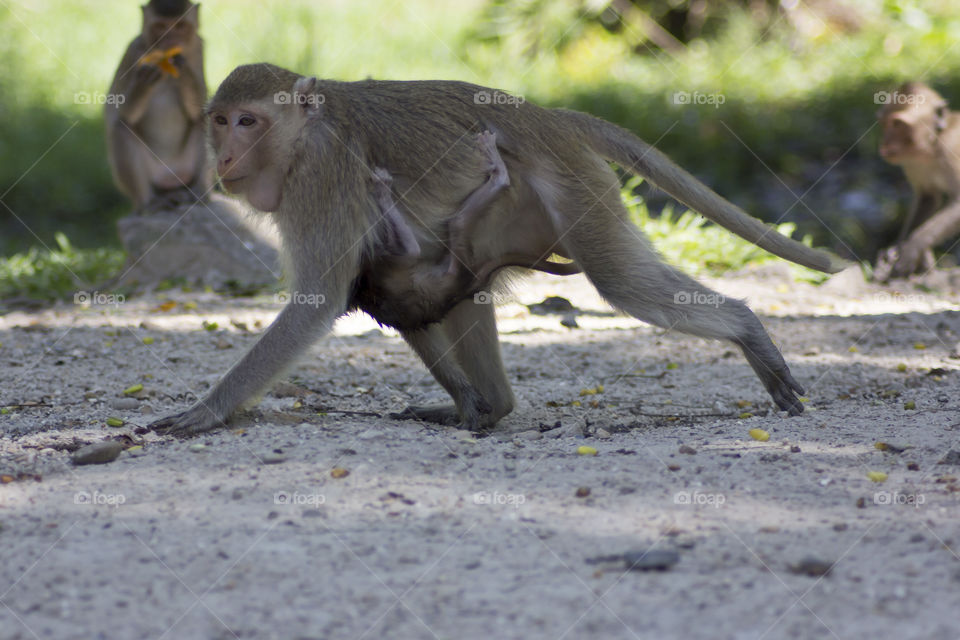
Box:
1 267 959 639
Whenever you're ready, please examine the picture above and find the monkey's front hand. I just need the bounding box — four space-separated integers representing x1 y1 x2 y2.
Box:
736 335 806 416
149 403 227 438
874 245 923 282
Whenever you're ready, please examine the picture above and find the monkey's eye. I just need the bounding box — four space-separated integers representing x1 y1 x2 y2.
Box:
213 115 228 126
238 115 256 127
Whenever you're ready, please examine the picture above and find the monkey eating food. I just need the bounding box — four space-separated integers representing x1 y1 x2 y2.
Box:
874 81 960 281
105 0 211 213
149 63 845 436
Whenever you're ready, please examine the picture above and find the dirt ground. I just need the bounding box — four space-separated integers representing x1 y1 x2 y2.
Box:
1 266 959 640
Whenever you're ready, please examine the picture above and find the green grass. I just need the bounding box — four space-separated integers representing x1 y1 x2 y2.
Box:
620 178 826 282
0 233 124 301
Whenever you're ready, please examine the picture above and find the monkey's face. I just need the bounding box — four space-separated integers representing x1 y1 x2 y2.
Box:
878 107 942 166
142 4 199 49
207 75 322 213
209 104 289 212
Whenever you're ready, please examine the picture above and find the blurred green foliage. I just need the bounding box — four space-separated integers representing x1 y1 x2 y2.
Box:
2 0 960 292
0 232 124 301
621 178 825 281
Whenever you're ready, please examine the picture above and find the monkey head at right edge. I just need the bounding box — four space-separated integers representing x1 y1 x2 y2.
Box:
148 62 846 438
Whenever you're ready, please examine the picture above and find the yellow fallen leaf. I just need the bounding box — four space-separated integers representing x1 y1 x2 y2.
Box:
914 342 927 350
739 412 754 419
749 428 769 441
155 301 177 312
848 345 859 353
331 467 350 478
182 301 198 310
867 471 887 483
106 417 124 427
896 363 907 372
142 337 154 345
123 383 143 395
576 446 598 456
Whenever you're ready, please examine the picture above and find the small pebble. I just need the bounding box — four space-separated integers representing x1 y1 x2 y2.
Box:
261 453 286 464
189 443 207 453
678 445 697 455
516 429 542 441
109 398 140 411
72 441 123 465
575 487 591 498
790 556 834 577
623 550 680 572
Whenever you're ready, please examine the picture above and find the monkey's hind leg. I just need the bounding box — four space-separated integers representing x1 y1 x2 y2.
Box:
396 323 493 431
444 130 510 276
392 300 514 430
551 184 805 415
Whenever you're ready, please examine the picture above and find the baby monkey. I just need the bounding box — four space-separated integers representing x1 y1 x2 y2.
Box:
367 130 580 328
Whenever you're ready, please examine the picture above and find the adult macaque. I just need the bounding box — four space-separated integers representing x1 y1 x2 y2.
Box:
874 81 960 281
105 0 210 212
150 63 844 436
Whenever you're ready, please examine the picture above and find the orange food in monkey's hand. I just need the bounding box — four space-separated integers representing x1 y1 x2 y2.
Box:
138 46 184 77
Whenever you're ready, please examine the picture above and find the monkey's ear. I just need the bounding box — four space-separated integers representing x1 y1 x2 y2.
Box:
292 76 322 117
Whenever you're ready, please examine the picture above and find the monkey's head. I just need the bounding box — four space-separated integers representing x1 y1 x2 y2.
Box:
878 81 949 165
206 64 323 212
142 0 199 49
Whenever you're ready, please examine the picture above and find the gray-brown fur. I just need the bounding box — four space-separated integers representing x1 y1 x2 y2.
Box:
105 0 210 212
150 62 843 436
364 130 579 329
875 81 960 281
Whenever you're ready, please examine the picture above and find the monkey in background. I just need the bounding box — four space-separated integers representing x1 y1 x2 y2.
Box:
150 64 844 437
874 81 960 281
105 0 210 213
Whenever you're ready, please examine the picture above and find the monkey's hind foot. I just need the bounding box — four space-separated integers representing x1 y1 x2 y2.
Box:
149 404 227 437
390 398 494 432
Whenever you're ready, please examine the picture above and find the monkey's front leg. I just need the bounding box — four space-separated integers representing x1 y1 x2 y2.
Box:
150 301 334 437
372 168 421 257
884 200 960 280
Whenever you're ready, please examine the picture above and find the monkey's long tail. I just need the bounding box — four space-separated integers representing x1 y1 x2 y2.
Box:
557 109 846 274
